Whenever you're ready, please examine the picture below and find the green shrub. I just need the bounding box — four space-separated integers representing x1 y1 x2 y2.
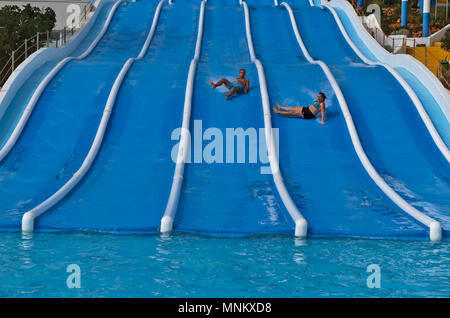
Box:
0 5 56 66
442 29 450 51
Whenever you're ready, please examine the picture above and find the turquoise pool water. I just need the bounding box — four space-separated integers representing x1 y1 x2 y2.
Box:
0 232 448 297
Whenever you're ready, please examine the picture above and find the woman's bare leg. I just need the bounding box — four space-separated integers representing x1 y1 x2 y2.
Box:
281 106 303 111
273 107 302 117
276 103 303 112
210 78 230 89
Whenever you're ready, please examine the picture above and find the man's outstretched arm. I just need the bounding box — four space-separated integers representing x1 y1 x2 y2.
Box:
244 79 250 93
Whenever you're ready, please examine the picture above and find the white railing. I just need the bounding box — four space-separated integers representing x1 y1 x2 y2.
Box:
280 1 442 241
242 1 308 237
22 0 166 232
160 0 207 233
0 0 123 165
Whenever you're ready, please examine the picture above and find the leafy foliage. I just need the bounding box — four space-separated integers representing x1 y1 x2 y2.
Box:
442 29 450 51
0 5 56 66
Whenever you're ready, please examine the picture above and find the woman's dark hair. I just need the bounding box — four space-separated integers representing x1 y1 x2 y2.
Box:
319 92 326 100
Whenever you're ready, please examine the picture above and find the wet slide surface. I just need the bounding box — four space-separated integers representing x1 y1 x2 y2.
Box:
0 1 157 229
175 0 295 236
281 0 450 238
247 2 426 238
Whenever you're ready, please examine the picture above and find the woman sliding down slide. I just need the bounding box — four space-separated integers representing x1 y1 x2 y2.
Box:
210 69 250 99
273 92 326 125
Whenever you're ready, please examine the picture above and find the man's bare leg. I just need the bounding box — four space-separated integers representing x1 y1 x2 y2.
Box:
210 78 230 89
225 86 239 99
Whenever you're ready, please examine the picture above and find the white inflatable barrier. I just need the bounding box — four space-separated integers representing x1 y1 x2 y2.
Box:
279 2 441 241
160 0 207 234
22 0 167 232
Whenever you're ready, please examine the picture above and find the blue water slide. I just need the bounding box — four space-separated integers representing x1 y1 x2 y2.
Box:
0 0 158 229
244 1 428 239
0 0 446 241
171 0 298 236
282 0 449 238
34 1 202 231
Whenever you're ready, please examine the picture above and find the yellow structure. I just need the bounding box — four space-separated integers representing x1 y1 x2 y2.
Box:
406 42 449 76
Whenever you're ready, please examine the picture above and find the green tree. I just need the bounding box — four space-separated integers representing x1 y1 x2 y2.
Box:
0 5 56 68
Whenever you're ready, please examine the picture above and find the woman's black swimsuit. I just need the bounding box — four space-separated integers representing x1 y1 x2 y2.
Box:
301 106 315 119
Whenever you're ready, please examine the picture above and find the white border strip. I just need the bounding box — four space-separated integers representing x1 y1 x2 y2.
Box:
280 2 442 241
0 0 124 164
22 0 167 232
242 1 307 237
160 0 207 233
320 2 450 163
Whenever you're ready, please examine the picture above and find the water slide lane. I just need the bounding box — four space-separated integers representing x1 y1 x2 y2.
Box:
174 1 295 235
0 1 157 229
286 1 450 236
247 3 426 238
0 2 116 147
36 2 200 231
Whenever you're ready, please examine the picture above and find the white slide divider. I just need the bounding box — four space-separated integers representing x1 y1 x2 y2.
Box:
160 0 207 233
0 0 124 164
279 2 442 241
319 2 450 163
242 1 308 237
21 0 167 232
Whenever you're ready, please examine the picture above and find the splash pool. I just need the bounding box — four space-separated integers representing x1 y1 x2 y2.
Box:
1 232 448 297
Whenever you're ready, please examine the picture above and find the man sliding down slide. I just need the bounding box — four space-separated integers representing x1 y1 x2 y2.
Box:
210 69 250 99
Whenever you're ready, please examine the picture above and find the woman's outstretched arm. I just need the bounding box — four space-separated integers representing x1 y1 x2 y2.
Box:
320 102 325 125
